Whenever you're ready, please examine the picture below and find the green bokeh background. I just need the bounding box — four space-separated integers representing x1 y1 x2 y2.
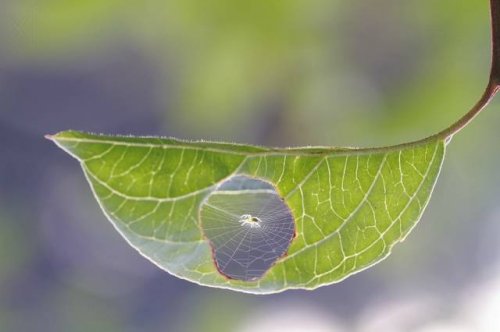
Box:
1 0 500 331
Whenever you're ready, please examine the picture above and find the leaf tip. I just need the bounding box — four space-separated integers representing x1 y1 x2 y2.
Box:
44 130 80 142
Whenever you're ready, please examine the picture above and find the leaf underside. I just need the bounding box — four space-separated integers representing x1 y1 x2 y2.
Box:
50 130 445 294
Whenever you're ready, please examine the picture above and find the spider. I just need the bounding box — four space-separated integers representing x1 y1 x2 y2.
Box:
238 214 262 228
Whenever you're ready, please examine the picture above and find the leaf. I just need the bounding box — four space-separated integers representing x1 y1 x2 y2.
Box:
48 130 445 294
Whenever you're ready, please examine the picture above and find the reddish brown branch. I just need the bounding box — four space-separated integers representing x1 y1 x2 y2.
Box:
433 0 500 140
490 0 500 85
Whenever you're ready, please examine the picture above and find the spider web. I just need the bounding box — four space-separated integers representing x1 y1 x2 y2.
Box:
200 175 295 281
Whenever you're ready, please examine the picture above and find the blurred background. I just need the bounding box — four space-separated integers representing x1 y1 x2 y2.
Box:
1 0 500 331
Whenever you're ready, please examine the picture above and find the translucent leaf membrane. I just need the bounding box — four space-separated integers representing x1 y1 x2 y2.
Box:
49 130 445 294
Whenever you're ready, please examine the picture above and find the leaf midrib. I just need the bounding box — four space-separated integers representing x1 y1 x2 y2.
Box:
53 134 438 158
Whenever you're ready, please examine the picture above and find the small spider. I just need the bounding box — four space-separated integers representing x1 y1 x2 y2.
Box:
238 214 262 228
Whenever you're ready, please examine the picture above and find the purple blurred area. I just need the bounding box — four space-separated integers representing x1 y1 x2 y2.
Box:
1 0 500 331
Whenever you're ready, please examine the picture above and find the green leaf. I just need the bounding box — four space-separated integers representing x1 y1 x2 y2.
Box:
48 130 445 294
